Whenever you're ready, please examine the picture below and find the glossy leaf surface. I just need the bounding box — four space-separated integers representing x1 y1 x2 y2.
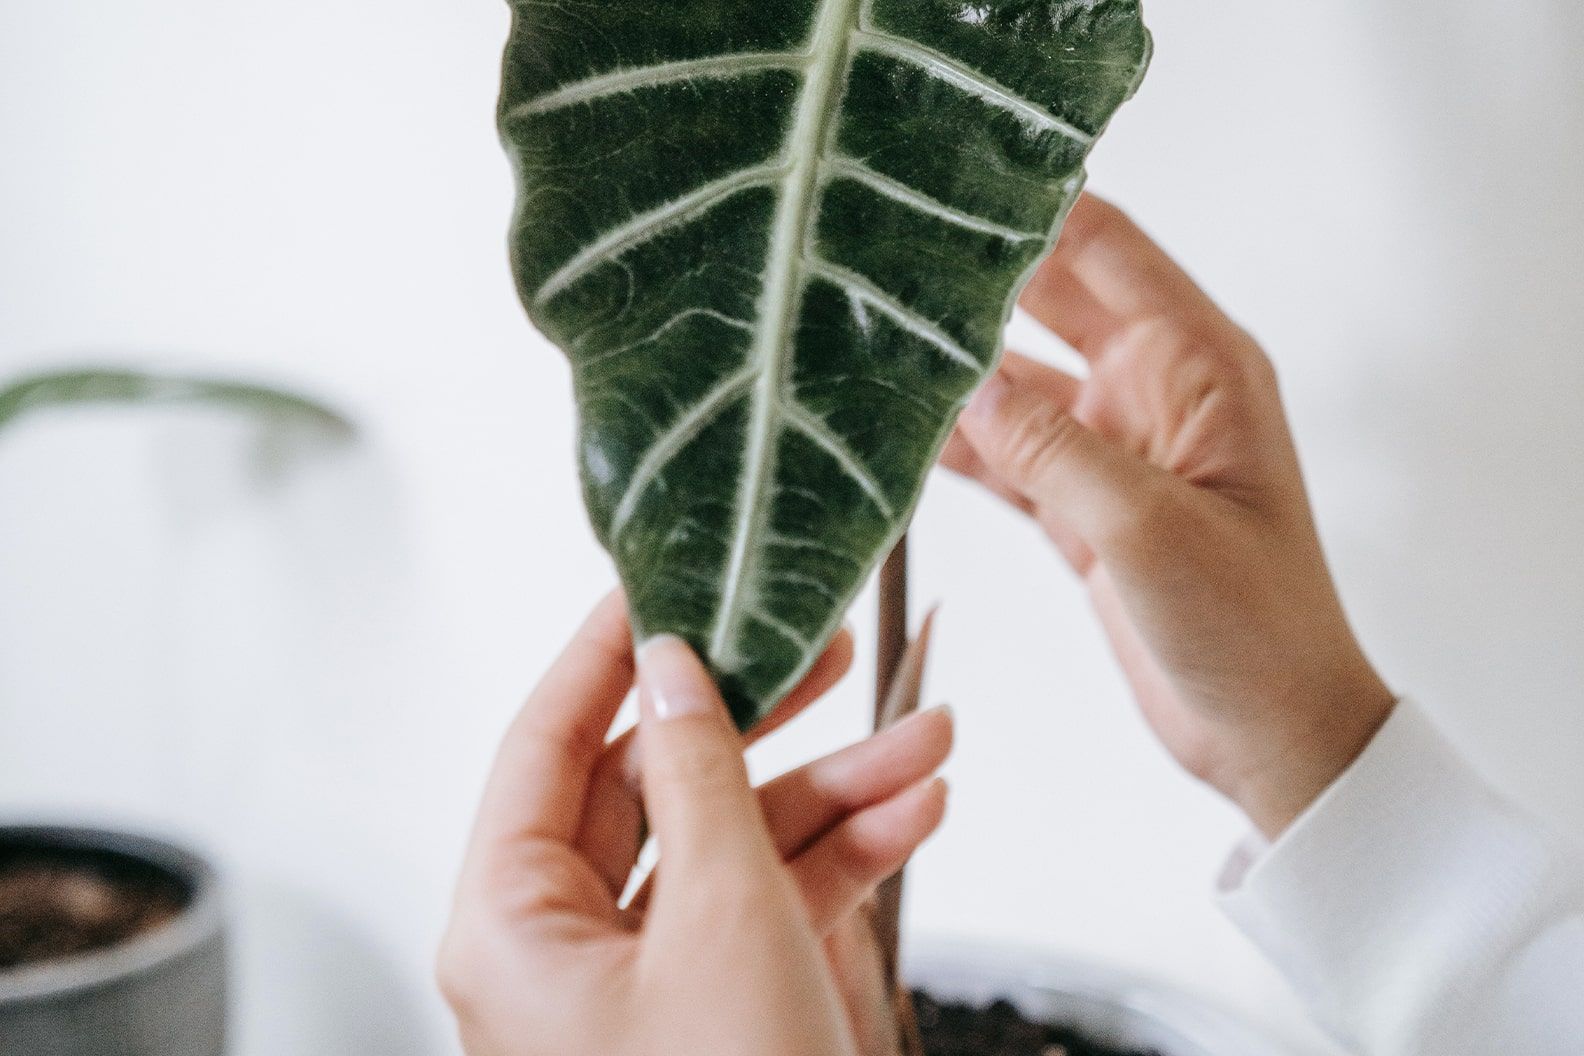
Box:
501 0 1151 727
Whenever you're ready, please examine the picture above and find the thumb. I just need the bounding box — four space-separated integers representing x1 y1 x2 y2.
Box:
636 635 778 883
958 370 1166 554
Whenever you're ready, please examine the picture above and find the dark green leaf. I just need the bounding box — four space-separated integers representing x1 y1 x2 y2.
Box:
501 0 1151 727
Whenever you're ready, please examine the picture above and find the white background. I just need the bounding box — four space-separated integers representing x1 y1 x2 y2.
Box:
3 2 1581 1054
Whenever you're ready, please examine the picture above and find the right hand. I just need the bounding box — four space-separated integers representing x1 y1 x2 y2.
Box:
438 594 952 1056
945 195 1396 838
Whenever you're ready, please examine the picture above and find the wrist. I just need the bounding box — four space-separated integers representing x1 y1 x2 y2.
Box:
1221 667 1397 840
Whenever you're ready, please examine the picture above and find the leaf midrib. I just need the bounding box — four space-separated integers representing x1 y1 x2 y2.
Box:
707 0 864 670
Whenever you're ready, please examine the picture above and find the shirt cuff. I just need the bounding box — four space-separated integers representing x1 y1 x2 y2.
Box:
1216 700 1571 1053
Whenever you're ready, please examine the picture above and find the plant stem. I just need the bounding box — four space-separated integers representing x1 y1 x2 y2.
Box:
873 533 925 1056
875 535 910 727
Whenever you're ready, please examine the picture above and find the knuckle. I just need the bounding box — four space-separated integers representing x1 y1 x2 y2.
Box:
1123 315 1267 379
434 932 476 1011
1153 317 1229 364
1000 404 1082 486
1203 320 1268 372
1243 337 1279 387
651 733 744 795
1063 194 1130 254
1196 324 1275 386
1108 316 1185 365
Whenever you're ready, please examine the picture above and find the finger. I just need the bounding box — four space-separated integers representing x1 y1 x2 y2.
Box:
762 705 954 861
957 367 1176 558
615 704 953 916
942 350 1081 508
1002 349 1084 406
790 778 949 935
940 431 1032 515
576 628 856 894
946 420 1095 570
1022 194 1239 360
825 908 902 1056
944 365 1096 570
572 752 647 897
636 636 779 895
471 590 633 848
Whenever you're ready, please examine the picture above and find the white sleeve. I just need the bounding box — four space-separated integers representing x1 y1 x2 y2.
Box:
1217 701 1584 1056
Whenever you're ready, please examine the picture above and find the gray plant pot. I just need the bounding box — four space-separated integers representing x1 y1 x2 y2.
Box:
0 826 226 1056
904 939 1290 1056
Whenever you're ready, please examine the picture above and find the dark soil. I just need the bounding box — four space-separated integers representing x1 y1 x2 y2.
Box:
0 844 188 970
914 991 1164 1056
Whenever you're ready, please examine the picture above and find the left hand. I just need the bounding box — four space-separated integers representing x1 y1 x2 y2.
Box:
437 592 954 1056
943 195 1393 838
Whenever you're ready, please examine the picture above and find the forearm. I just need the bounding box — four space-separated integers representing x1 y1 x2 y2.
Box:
1218 702 1584 1054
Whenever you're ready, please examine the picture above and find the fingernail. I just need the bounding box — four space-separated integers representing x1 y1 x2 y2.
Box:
637 635 713 721
900 702 952 728
963 372 1012 425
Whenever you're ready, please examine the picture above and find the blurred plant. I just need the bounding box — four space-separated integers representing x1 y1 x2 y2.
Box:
0 367 352 436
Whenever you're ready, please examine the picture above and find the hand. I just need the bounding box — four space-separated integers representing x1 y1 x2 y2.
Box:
945 195 1395 838
437 593 953 1056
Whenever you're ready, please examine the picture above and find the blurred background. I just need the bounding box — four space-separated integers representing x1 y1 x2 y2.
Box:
2 2 1581 1054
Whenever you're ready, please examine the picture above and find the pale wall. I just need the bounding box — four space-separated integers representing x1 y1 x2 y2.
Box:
2 3 1581 1054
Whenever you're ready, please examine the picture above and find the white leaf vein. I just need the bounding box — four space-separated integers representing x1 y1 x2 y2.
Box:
823 157 1043 242
607 366 757 543
852 28 1094 143
536 163 785 304
748 607 816 652
783 400 895 518
709 0 862 667
511 52 810 116
804 257 983 371
769 570 842 604
764 530 862 567
580 309 755 370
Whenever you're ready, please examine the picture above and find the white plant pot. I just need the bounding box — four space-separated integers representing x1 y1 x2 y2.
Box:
903 939 1288 1056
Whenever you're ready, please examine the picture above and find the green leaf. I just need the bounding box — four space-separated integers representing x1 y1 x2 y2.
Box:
0 368 352 435
501 0 1151 727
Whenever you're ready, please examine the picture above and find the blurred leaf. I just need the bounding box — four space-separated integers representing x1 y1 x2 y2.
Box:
0 369 353 436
